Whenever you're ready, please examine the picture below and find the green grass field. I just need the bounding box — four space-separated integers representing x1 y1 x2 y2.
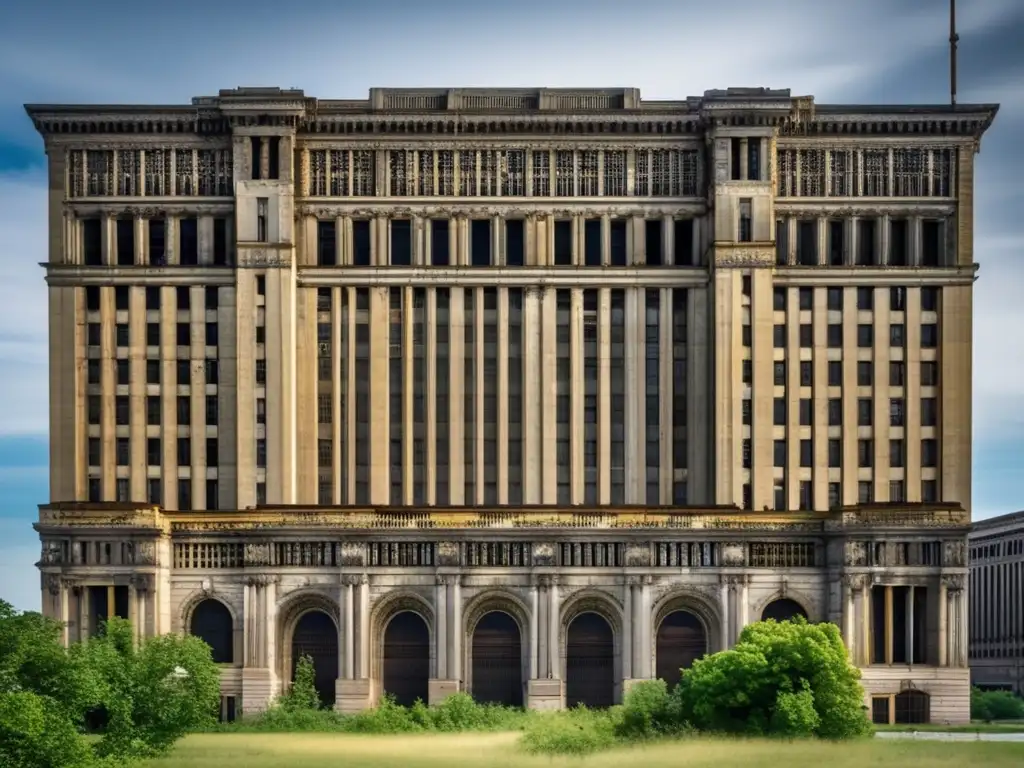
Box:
144 732 1024 768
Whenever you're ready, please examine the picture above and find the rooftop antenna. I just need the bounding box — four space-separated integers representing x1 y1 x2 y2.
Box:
949 0 959 106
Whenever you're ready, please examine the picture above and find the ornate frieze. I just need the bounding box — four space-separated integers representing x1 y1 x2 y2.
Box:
713 246 775 269
237 248 291 269
623 543 651 568
64 203 236 218
435 541 460 567
294 203 705 219
844 541 868 567
243 542 273 568
943 540 967 567
339 542 365 568
531 542 556 567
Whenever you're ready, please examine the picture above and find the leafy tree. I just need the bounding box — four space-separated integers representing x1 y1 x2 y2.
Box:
675 617 872 739
279 655 321 712
79 617 221 758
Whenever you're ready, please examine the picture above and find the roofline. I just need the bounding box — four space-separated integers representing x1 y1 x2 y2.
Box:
970 509 1024 531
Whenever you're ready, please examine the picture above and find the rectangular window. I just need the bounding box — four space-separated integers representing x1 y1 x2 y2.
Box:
148 219 166 266
921 220 943 267
553 219 572 265
391 218 412 266
115 218 134 265
317 220 337 266
796 220 817 265
431 219 450 266
889 219 909 266
738 199 752 243
256 198 269 243
179 217 199 265
352 219 372 266
584 218 601 266
645 219 664 264
674 218 694 266
828 220 844 265
857 219 877 266
213 217 228 265
609 220 628 265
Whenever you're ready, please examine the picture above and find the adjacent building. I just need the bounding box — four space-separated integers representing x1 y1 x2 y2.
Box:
27 86 995 723
969 510 1024 694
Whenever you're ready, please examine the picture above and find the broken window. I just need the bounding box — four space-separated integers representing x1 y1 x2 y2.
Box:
862 150 888 196
470 219 491 265
531 151 549 196
68 150 85 197
144 149 171 196
777 149 795 197
674 219 694 266
889 219 909 266
458 151 476 196
391 219 412 266
116 218 134 265
829 149 853 196
175 148 195 195
213 218 228 265
932 148 953 196
117 150 139 196
83 218 103 265
738 198 752 243
329 149 350 196
502 150 525 196
199 149 232 195
798 149 825 197
352 150 375 196
921 219 943 266
479 151 498 196
652 150 675 195
553 220 572 266
180 217 199 265
437 151 454 196
504 219 524 266
149 219 166 266
352 220 371 265
554 150 574 196
635 150 649 196
893 148 926 197
604 151 626 195
857 219 877 266
309 150 327 195
317 220 337 266
645 220 663 265
796 220 817 265
775 218 788 265
249 137 261 180
828 220 844 265
267 138 280 180
430 219 449 266
86 149 113 196
579 150 598 196
389 150 412 196
679 150 700 196
584 218 601 266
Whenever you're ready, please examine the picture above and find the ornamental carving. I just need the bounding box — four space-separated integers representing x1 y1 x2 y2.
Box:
942 574 965 593
841 573 866 590
719 544 746 567
246 574 279 588
294 204 703 220
136 541 157 566
623 543 651 568
40 541 63 565
45 574 62 596
244 542 272 567
435 574 461 587
435 542 460 567
531 543 556 567
339 543 365 567
238 249 290 269
943 540 966 567
129 573 153 593
341 573 366 587
844 541 867 567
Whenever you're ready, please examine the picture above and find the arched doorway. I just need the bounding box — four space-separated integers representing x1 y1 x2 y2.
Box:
656 610 706 689
761 598 808 623
895 690 930 724
565 612 614 709
291 611 339 708
471 611 523 707
383 611 430 706
189 599 234 664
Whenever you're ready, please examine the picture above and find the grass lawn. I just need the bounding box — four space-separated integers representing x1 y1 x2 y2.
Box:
145 732 1024 768
877 721 1024 733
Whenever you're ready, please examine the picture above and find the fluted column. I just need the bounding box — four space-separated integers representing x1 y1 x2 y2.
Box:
529 581 539 679
547 576 560 679
342 577 355 679
938 578 948 667
842 575 856 659
436 576 449 680
358 576 370 679
622 579 633 680
640 576 652 678
451 575 463 682
719 578 730 651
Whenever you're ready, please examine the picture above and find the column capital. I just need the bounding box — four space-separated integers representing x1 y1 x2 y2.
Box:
245 574 279 588
942 573 965 593
341 574 364 587
536 574 559 588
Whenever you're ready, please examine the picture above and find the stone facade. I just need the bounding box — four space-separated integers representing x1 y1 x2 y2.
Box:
969 510 1024 695
26 86 997 724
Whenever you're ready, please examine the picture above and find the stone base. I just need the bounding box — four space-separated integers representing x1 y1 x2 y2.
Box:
526 679 563 711
859 665 971 725
241 667 276 715
335 678 373 713
428 678 461 705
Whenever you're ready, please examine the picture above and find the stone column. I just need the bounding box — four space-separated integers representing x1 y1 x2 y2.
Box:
529 581 539 679
883 586 893 665
842 575 856 659
640 576 652 678
547 576 560 679
343 578 355 679
738 577 749 640
860 581 872 666
938 577 948 667
359 576 370 679
719 578 730 651
622 579 633 680
630 577 641 675
905 586 915 665
436 576 448 680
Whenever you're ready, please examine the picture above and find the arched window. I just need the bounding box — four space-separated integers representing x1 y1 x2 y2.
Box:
189 599 234 664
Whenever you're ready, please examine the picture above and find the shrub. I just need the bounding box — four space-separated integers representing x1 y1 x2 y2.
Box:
278 655 321 712
675 618 872 740
519 707 617 756
615 679 688 741
971 688 1024 722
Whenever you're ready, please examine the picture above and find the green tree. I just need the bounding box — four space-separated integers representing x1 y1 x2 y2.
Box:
971 687 1024 722
0 600 103 768
80 617 221 758
279 654 321 711
675 617 872 739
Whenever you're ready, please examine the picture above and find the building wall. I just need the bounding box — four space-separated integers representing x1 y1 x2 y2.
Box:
969 511 1024 695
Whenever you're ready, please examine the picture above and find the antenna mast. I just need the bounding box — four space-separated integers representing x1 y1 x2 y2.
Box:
950 0 959 106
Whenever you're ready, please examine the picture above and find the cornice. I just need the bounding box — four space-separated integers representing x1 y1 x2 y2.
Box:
773 265 978 286
773 200 956 217
45 265 237 287
298 266 711 289
295 202 706 218
64 201 235 217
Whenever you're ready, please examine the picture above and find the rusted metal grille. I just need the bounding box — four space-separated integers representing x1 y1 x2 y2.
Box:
471 612 523 707
655 611 706 690
382 612 430 707
565 613 614 708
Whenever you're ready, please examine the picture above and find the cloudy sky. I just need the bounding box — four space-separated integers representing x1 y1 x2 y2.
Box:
0 0 1021 611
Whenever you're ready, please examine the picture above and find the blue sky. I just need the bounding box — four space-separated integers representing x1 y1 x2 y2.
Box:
0 0 1022 612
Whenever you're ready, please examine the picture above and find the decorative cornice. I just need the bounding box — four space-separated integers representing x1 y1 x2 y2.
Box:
64 202 235 217
774 201 956 217
294 202 705 218
45 265 237 288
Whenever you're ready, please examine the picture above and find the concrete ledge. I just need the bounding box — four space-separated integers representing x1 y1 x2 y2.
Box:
526 678 563 711
428 678 461 705
335 678 372 713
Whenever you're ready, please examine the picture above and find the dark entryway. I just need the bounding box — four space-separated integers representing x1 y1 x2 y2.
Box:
761 598 808 623
383 611 430 706
292 610 339 707
656 610 706 689
190 599 234 664
565 612 614 709
471 611 523 707
895 690 930 724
